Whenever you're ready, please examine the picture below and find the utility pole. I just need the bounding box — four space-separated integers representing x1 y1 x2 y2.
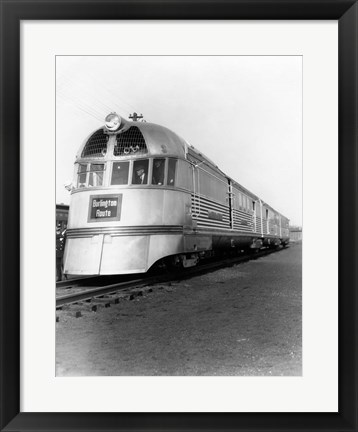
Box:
129 112 143 122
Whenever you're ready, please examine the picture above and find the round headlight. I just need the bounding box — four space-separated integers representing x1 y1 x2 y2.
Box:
105 113 121 131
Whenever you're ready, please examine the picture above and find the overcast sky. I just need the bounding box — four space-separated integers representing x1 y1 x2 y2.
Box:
56 56 302 226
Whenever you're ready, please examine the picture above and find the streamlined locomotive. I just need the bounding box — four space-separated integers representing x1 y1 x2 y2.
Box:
63 113 289 275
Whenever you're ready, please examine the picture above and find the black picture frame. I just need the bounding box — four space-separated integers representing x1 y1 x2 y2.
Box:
0 1 357 431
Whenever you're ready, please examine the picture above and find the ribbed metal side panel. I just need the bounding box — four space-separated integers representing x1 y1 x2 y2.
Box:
191 195 231 229
67 225 183 238
255 216 262 234
254 217 279 235
233 209 254 233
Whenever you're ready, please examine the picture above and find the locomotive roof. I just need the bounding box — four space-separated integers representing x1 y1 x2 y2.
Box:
77 117 288 221
133 121 188 158
77 119 218 166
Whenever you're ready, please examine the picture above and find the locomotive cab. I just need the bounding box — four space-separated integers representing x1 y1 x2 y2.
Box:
63 113 194 275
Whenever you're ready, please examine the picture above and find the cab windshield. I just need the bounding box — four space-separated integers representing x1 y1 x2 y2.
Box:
75 158 178 189
111 162 129 185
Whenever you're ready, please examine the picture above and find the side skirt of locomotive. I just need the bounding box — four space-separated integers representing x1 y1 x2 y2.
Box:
161 228 289 270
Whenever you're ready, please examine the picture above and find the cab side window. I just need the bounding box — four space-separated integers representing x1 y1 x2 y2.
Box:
167 159 177 186
152 159 165 185
77 163 105 188
77 164 87 188
88 164 105 187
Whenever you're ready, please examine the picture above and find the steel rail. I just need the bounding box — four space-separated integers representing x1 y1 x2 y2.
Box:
56 277 149 307
56 275 100 289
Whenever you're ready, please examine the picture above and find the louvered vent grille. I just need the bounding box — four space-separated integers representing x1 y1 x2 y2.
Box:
114 127 148 156
82 129 108 158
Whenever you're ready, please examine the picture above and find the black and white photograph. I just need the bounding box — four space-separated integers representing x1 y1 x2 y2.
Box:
4 1 357 427
55 55 302 377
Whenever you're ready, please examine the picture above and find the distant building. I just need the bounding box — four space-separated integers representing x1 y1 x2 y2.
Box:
56 203 69 231
289 226 302 242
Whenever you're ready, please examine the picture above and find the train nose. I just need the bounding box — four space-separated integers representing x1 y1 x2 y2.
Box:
64 234 150 275
99 234 149 274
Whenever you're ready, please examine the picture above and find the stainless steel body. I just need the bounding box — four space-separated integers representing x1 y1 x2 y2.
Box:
64 115 289 275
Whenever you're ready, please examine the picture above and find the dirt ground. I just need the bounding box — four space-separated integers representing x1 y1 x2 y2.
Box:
56 243 302 376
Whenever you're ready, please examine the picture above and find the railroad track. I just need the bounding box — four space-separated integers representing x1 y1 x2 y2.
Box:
56 275 99 289
56 274 136 290
56 246 287 316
